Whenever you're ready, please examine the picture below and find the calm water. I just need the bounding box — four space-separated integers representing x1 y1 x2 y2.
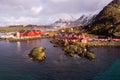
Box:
0 39 120 80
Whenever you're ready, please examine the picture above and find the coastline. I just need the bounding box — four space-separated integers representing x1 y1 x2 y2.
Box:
50 39 120 47
87 41 120 47
2 36 50 42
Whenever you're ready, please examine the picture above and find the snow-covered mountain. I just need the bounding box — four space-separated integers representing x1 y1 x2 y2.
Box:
50 18 74 28
50 14 97 29
70 14 97 27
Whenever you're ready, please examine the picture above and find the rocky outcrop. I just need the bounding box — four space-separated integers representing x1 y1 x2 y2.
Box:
64 43 96 60
50 39 96 60
28 46 46 62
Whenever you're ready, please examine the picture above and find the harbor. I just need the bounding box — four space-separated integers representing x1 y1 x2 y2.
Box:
0 0 120 80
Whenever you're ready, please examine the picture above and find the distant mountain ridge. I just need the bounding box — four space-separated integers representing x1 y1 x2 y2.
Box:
51 0 120 36
51 14 97 29
50 18 74 28
70 14 97 27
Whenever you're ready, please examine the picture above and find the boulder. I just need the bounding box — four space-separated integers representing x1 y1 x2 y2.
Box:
69 52 75 57
77 46 84 57
29 46 46 61
64 45 75 57
86 51 96 60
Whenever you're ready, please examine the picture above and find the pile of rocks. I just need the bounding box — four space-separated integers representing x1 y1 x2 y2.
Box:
64 43 96 60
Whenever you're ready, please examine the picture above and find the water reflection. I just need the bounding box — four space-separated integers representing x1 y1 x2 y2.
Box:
17 41 21 52
26 40 42 47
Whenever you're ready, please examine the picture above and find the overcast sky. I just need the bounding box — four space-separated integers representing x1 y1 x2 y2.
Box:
0 0 113 26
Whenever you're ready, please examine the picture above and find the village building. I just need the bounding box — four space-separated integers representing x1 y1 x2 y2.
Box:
111 36 120 42
15 30 43 39
54 32 93 43
98 36 108 42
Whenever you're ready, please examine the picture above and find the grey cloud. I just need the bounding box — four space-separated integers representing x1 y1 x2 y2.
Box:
0 0 113 26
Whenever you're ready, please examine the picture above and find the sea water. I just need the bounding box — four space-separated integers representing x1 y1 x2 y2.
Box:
0 39 120 80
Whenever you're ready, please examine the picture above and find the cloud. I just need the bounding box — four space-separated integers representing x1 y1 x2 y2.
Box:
50 0 71 3
0 0 113 26
31 6 43 14
0 16 40 26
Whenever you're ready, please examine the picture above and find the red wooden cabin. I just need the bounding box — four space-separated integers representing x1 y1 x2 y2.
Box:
20 30 42 38
98 36 108 42
85 37 92 41
111 36 120 42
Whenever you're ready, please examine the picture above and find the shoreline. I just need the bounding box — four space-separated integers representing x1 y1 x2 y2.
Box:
87 41 120 47
1 36 50 42
1 37 120 47
51 39 120 47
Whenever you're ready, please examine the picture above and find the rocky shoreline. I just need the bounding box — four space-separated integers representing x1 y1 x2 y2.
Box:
50 39 96 60
50 38 120 60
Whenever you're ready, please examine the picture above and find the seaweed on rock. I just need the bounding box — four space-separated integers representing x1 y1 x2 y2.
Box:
28 46 46 62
